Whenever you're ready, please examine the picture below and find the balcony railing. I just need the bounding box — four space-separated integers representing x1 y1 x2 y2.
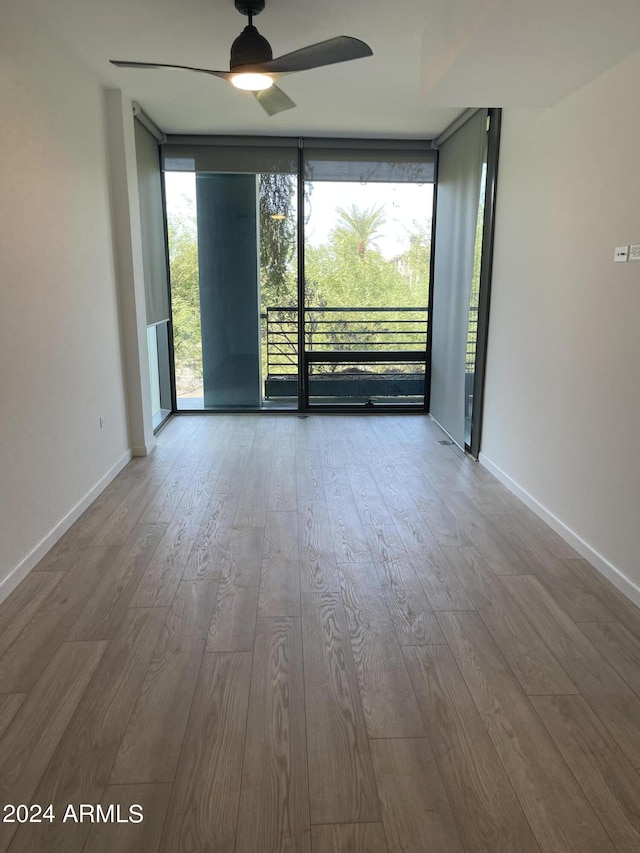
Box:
262 304 478 403
263 306 429 401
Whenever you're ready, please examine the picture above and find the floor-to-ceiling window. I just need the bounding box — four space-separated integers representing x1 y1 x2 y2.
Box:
301 142 435 409
164 140 298 411
162 137 435 413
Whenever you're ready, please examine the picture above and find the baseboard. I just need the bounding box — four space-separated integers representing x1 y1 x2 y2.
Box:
131 445 151 457
0 448 133 605
479 452 640 609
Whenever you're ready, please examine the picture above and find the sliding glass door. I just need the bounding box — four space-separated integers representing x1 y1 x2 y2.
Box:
301 143 434 408
162 138 435 412
164 141 298 411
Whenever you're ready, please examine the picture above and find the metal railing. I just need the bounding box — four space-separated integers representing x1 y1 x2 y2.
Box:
264 306 429 378
264 305 479 376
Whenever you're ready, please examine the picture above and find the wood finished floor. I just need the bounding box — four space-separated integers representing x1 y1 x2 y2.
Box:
2 414 640 852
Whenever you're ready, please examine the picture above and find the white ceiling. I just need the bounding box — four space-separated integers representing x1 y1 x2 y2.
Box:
21 0 640 138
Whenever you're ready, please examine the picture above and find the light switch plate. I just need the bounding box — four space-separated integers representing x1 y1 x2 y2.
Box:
614 246 629 262
629 245 640 262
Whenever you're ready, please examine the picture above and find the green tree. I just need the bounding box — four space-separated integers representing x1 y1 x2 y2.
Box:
167 202 202 393
258 173 297 309
305 204 428 308
402 223 431 304
334 203 386 258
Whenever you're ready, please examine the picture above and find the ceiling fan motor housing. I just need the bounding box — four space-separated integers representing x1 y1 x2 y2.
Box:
230 24 273 69
234 0 265 16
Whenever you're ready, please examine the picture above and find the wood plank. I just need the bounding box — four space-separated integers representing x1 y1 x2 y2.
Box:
234 455 272 528
413 451 466 493
268 454 297 511
437 610 616 853
33 529 96 571
379 503 474 612
170 459 222 532
0 548 115 693
294 421 314 453
532 694 640 853
339 563 425 738
0 641 106 853
206 527 264 652
211 443 250 494
452 508 535 575
129 521 196 608
313 426 350 468
441 545 577 695
405 532 474 612
503 575 640 767
7 608 167 853
0 571 63 659
66 523 165 641
71 489 127 544
82 783 172 853
139 458 199 524
499 506 579 560
235 618 310 853
250 416 277 455
258 511 300 617
529 557 618 623
466 483 522 515
365 524 444 646
403 644 540 853
311 823 388 853
295 451 324 502
579 620 640 696
181 492 239 581
370 738 464 853
274 415 298 452
298 499 340 594
158 652 252 853
346 464 394 528
301 593 380 824
0 694 24 740
554 558 640 644
404 478 469 546
230 415 258 447
109 580 217 784
401 473 440 504
323 467 372 563
89 478 161 547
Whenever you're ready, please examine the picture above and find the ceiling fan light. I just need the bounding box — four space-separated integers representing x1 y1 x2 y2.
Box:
231 72 273 91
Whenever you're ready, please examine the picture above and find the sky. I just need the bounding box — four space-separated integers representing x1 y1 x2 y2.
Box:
164 172 433 260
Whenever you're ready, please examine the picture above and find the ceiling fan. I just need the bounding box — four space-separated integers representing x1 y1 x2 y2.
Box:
110 0 373 116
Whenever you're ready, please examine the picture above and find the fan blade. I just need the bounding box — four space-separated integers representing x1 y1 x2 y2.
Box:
261 36 372 74
110 60 231 80
254 85 296 115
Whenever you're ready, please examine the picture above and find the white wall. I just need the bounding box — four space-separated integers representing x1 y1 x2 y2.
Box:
0 9 131 592
482 50 640 597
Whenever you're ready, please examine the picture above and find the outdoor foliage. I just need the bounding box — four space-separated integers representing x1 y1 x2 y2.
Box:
167 176 433 393
166 203 201 393
258 173 297 309
305 206 429 309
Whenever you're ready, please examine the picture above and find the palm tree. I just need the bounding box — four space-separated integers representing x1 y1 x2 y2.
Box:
335 203 386 258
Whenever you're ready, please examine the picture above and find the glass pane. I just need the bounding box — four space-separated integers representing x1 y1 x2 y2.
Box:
165 169 298 411
164 172 204 409
147 323 172 429
259 173 298 410
303 180 432 407
465 159 488 446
